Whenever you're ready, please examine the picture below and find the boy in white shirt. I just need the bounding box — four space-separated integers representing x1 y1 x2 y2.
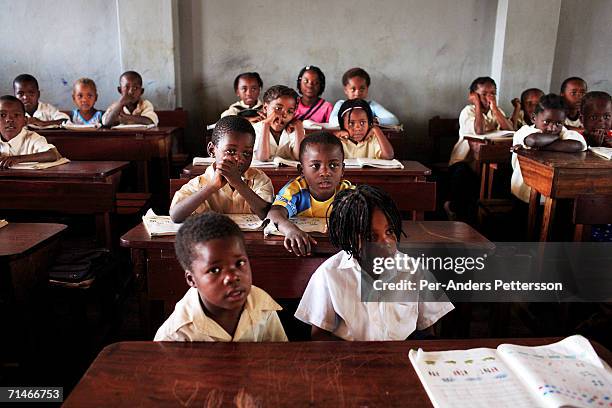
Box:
0 95 61 169
13 74 69 127
102 71 159 127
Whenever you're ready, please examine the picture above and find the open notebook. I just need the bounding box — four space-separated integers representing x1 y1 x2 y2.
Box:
142 210 266 237
111 124 156 130
10 157 70 170
589 146 612 160
192 157 300 168
409 335 611 408
466 130 515 141
263 217 327 237
63 123 101 130
344 158 404 169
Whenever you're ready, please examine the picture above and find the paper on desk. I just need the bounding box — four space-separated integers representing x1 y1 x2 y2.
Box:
62 123 101 130
467 130 514 140
0 219 7 229
10 157 70 170
226 214 267 231
343 158 404 169
142 209 181 237
111 124 156 129
264 217 327 237
589 146 612 160
27 123 62 130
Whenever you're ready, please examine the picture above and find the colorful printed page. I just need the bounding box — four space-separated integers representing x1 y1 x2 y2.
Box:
409 347 540 408
499 335 612 408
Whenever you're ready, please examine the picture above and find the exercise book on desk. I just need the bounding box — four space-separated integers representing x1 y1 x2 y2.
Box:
467 130 515 141
263 217 327 237
589 147 612 160
10 157 70 170
62 123 101 130
192 156 301 168
111 124 156 130
344 158 404 169
409 335 611 408
27 123 62 130
142 210 266 236
0 219 7 229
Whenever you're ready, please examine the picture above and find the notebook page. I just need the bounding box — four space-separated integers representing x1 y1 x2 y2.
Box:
409 347 539 408
226 214 266 231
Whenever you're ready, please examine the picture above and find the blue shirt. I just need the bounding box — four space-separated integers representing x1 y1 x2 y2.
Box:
71 109 103 125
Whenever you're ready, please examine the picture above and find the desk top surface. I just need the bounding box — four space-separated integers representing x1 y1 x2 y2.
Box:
64 337 611 407
0 161 130 178
37 126 178 137
0 223 66 257
120 220 492 251
517 149 612 169
183 160 431 177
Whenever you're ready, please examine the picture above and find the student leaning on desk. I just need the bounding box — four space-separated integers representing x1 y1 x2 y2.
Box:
0 95 61 169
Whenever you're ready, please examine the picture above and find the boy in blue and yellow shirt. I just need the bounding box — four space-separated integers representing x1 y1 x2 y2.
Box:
266 132 352 257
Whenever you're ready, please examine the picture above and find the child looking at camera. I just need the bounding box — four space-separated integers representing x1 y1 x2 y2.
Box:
295 185 454 341
580 91 612 147
70 78 103 125
221 72 264 122
170 115 274 223
510 88 544 129
560 76 587 131
294 65 333 123
154 212 287 341
13 74 69 127
102 70 159 127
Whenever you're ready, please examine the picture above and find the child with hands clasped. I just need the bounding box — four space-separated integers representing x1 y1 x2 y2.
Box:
0 95 61 169
70 78 103 125
102 70 159 127
154 212 287 341
253 85 305 161
510 88 544 130
13 74 69 127
266 132 353 257
170 115 274 223
295 185 454 341
335 99 394 159
511 94 587 203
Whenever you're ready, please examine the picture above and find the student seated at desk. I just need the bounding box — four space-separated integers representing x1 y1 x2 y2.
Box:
102 70 159 127
294 65 333 124
170 115 273 223
69 78 103 125
335 99 394 159
220 72 263 122
13 74 69 127
0 95 61 169
253 85 305 161
295 185 454 341
511 94 587 204
328 67 399 127
581 91 611 148
560 76 587 132
510 88 544 130
445 76 513 222
266 132 352 257
155 212 288 342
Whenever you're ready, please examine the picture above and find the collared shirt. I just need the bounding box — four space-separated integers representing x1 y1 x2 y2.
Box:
252 120 297 160
564 116 583 128
294 251 454 341
272 176 353 218
449 104 507 165
328 100 399 127
26 101 69 121
0 127 55 156
341 135 382 159
154 286 288 342
511 125 587 203
220 99 263 118
170 165 274 215
102 98 159 126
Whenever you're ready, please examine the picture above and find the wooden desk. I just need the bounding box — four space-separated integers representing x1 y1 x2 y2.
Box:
121 221 490 331
0 161 128 248
38 127 178 208
64 337 612 407
182 161 434 219
517 149 612 241
466 136 513 199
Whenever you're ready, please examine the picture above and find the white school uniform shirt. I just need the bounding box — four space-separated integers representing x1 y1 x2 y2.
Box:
252 120 296 160
154 286 288 342
564 116 583 128
220 99 263 118
294 251 454 341
0 127 55 156
26 101 69 121
449 104 507 166
102 98 159 126
511 125 587 203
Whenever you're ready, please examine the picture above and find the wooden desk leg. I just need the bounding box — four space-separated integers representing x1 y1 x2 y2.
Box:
487 164 495 199
95 213 113 249
479 163 488 200
130 248 150 336
540 197 557 242
136 161 150 193
527 189 540 241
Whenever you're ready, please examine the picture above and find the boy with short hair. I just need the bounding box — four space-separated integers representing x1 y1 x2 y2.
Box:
266 131 353 257
221 72 264 121
102 71 159 127
560 76 587 131
0 95 61 169
13 74 69 127
154 212 287 342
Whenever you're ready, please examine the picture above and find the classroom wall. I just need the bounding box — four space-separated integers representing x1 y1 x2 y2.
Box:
551 0 612 94
177 0 498 156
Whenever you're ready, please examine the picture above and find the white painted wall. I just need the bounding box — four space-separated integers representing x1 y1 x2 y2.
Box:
551 0 612 94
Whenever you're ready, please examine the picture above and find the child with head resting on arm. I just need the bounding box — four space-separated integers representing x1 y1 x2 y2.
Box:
0 96 61 169
266 132 353 257
335 98 394 159
328 67 399 127
580 91 611 148
102 70 159 127
154 212 287 341
294 65 333 124
295 185 454 341
70 78 103 125
560 76 587 131
253 85 305 161
511 94 587 203
170 115 274 223
510 88 544 130
13 74 69 127
221 72 264 123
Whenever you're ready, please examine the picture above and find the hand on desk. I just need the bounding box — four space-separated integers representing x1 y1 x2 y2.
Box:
283 224 317 256
0 155 22 169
